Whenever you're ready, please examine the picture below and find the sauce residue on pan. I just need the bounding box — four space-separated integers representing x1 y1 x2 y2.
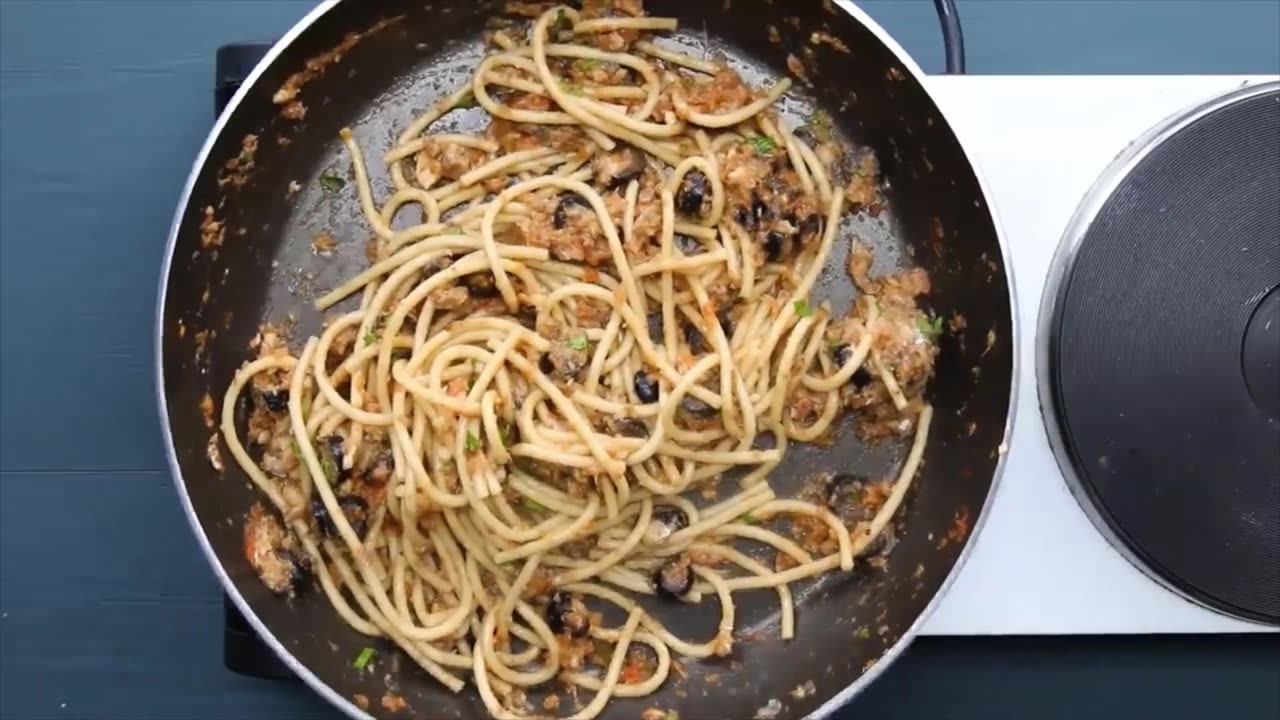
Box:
938 505 971 548
272 16 405 117
217 134 259 191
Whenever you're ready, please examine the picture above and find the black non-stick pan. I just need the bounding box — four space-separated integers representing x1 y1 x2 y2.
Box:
157 1 1016 718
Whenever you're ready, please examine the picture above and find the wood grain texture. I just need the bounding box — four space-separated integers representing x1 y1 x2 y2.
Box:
0 470 328 719
0 1 1278 719
0 0 307 473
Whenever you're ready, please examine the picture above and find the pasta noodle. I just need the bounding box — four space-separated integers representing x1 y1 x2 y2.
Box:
222 4 939 718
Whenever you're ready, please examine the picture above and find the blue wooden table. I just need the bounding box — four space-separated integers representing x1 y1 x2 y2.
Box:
1 1 1278 718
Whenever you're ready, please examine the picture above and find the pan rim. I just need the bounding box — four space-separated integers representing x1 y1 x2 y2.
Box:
153 1 1021 719
151 2 372 719
808 3 1019 718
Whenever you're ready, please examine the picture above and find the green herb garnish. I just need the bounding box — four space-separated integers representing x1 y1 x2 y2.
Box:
498 423 512 446
566 333 589 351
747 134 777 155
739 514 759 525
793 299 812 318
289 439 303 460
552 8 571 32
453 90 478 109
573 58 602 72
318 170 346 193
363 330 377 346
465 432 481 453
319 453 338 483
353 646 375 669
560 81 584 96
917 314 944 340
855 627 871 640
523 499 547 513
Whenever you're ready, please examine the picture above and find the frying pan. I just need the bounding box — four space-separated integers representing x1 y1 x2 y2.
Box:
157 1 1016 718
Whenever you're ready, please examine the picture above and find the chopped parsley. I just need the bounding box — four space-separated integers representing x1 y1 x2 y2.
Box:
453 90 478 109
793 299 813 318
855 627 871 640
353 646 375 669
289 439 302 460
523 499 547 513
498 423 512 446
362 330 378 346
318 170 346 193
746 134 777 155
739 514 760 525
573 58 602 72
566 333 590 351
552 8 571 33
560 81 585 96
917 314 944 340
465 432 482 453
319 453 338 483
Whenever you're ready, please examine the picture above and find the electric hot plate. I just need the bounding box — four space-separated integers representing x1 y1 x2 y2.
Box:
1040 82 1280 624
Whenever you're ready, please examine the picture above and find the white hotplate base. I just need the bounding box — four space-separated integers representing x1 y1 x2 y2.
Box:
917 74 1277 636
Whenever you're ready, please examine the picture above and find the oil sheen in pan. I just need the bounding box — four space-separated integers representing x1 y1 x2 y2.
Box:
257 24 918 669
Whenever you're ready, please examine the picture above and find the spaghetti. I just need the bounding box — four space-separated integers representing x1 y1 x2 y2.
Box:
224 3 939 718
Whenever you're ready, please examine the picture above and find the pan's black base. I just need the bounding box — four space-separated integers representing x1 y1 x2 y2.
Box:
215 42 275 116
1044 82 1280 625
224 594 296 680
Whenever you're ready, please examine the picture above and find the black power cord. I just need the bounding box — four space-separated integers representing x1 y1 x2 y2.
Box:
933 0 967 74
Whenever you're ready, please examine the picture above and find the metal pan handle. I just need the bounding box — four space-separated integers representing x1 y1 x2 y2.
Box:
932 0 967 74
